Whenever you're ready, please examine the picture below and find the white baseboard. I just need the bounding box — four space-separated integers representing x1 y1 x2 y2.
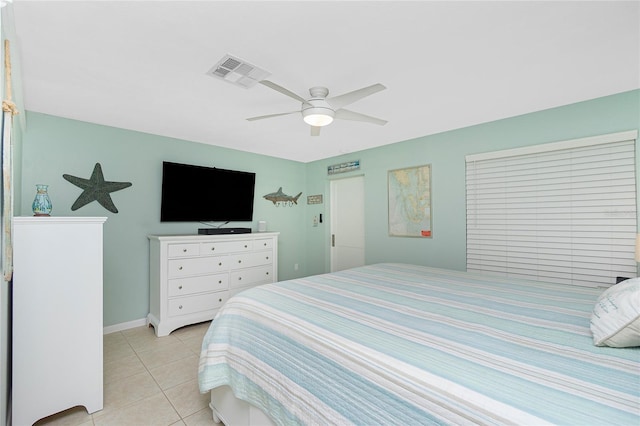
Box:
103 318 148 335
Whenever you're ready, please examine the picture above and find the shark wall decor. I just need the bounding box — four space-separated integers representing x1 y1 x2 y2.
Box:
63 163 132 213
263 187 302 207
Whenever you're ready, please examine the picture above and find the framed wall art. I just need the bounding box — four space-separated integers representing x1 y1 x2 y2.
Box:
388 164 432 237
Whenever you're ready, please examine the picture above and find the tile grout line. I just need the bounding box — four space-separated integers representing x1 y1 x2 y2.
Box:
128 326 204 423
97 329 176 424
96 324 212 425
127 327 184 423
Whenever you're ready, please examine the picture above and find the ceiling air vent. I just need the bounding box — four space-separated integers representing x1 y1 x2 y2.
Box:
207 54 271 88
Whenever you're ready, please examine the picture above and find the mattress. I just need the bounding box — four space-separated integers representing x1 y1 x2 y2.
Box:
198 263 640 425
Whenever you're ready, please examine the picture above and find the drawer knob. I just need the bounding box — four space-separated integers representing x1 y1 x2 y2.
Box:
179 305 183 309
218 262 222 266
178 266 183 270
263 243 267 246
218 280 222 284
244 244 248 248
238 277 242 281
211 247 215 251
266 256 269 260
238 260 242 264
266 272 269 275
178 285 183 290
219 298 223 302
183 248 187 253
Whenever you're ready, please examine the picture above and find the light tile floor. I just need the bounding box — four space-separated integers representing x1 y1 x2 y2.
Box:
33 321 218 426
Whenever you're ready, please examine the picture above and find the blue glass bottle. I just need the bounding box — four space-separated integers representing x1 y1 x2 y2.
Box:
32 184 52 216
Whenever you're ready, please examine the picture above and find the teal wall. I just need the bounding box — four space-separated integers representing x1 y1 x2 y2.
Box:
20 112 308 327
20 90 639 327
305 89 640 275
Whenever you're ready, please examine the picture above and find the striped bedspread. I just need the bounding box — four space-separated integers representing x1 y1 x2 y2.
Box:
198 263 640 425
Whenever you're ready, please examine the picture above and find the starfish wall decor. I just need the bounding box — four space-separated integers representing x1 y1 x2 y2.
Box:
63 163 132 213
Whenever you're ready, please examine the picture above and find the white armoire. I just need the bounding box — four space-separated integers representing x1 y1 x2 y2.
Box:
12 216 106 426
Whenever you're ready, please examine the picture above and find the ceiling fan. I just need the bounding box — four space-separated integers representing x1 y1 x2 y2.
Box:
247 80 387 136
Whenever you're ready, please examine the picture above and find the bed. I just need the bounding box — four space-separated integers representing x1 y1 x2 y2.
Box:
198 263 640 425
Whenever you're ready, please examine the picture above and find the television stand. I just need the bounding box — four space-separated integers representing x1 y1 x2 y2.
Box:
147 232 279 336
198 227 251 235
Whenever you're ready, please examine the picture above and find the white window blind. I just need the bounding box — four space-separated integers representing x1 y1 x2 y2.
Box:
466 131 637 287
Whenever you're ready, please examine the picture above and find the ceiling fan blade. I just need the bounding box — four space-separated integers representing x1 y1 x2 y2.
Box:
310 126 321 136
326 83 386 110
334 108 387 126
259 80 307 103
246 111 299 121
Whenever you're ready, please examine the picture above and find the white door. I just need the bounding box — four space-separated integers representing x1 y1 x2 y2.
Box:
330 176 365 272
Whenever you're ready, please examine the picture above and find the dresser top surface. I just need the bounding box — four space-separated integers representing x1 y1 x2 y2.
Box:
148 232 279 242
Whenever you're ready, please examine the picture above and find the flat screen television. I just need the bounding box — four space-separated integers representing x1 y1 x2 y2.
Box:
160 161 256 222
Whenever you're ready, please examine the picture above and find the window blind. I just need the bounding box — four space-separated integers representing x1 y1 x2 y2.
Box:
466 131 637 287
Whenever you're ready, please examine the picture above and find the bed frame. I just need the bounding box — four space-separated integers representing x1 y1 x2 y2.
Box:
209 386 275 426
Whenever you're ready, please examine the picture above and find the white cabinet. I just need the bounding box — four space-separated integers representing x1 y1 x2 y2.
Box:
12 217 106 426
148 232 278 337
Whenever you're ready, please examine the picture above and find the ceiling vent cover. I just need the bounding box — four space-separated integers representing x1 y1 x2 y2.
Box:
207 54 271 88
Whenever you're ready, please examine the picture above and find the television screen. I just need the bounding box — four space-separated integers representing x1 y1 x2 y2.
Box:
160 161 256 222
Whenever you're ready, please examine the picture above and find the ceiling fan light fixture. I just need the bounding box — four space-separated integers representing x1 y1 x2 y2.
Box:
246 81 387 132
302 107 335 127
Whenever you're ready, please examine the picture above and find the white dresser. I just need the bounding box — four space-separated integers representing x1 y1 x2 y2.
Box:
12 216 106 426
147 232 279 337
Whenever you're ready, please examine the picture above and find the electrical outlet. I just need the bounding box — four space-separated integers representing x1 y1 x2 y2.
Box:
313 216 318 227
294 263 299 271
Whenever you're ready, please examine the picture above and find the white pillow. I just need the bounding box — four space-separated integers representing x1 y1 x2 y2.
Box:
590 278 640 347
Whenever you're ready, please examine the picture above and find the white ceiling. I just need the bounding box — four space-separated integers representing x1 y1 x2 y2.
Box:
8 1 640 163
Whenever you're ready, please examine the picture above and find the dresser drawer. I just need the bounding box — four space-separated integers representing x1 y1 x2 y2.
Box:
229 251 274 270
168 291 228 317
168 256 228 278
229 285 253 298
254 238 274 251
201 240 253 255
168 243 200 258
168 273 228 297
229 265 274 289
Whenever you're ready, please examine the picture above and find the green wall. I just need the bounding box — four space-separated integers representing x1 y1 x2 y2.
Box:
305 89 640 275
20 90 640 327
20 112 308 327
